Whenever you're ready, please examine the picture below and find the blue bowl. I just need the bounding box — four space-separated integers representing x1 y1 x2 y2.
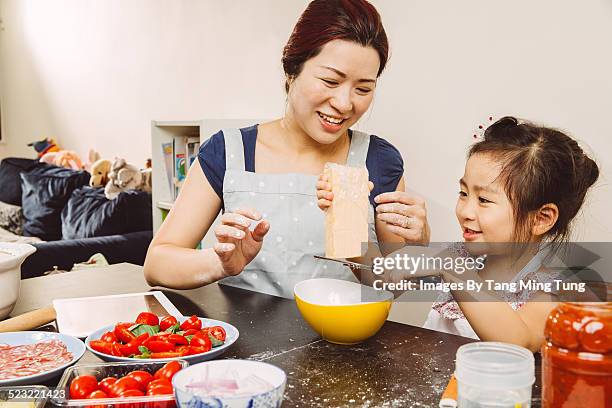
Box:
85 316 239 364
0 331 85 385
172 359 286 408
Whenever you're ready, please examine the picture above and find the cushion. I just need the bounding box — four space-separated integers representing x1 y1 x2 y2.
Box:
20 168 90 241
61 186 152 239
0 158 43 205
0 201 25 235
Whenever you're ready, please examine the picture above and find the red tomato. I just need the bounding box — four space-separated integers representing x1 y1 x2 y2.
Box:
147 340 175 353
179 315 201 331
146 379 173 396
168 334 189 346
159 316 178 331
154 361 182 381
136 312 159 326
114 325 137 343
182 329 199 336
110 376 141 396
70 375 99 399
119 342 140 357
175 345 190 356
208 326 226 342
117 389 145 397
87 390 108 399
98 377 117 396
89 340 114 355
187 346 207 356
190 335 211 352
126 371 154 391
101 331 118 343
150 352 183 359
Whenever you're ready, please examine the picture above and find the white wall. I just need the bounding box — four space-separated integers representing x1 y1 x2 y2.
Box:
1 0 611 241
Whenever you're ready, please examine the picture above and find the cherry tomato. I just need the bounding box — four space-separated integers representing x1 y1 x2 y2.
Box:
168 334 189 346
150 351 183 359
159 316 179 331
114 325 137 343
101 331 118 343
154 361 182 381
136 312 159 326
89 340 114 355
146 379 173 396
187 346 207 356
182 329 199 336
98 377 117 396
126 371 154 391
190 335 211 352
119 342 140 357
87 390 108 399
147 340 175 353
175 345 190 356
70 375 99 399
117 389 145 397
110 376 141 396
179 315 201 331
208 326 226 342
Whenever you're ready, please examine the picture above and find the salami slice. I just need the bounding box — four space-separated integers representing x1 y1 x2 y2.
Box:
0 340 73 380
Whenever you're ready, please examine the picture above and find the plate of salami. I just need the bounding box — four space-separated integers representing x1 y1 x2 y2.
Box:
0 331 85 385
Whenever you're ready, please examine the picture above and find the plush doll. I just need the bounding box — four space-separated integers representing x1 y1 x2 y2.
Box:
28 138 59 158
40 150 84 170
89 159 112 188
104 158 143 200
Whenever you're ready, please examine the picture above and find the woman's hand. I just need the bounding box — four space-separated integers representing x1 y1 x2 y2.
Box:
213 208 270 276
374 191 430 245
316 173 374 211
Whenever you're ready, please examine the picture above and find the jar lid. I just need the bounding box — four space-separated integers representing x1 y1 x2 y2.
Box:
455 342 535 389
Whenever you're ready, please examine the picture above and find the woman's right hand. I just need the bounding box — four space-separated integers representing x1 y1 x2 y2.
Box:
213 208 270 276
316 173 374 211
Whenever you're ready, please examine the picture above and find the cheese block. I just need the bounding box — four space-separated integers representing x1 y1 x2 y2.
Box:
324 163 370 258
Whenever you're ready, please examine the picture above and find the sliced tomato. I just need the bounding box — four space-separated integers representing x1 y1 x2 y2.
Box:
179 315 201 331
136 312 159 326
187 346 207 356
159 316 178 331
168 334 189 346
182 329 199 336
146 340 175 353
190 334 211 352
89 340 114 355
100 331 118 343
119 342 140 357
114 325 137 343
208 326 226 342
175 345 190 356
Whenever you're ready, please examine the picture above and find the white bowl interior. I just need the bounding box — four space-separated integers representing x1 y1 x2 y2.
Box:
294 278 392 306
173 359 286 398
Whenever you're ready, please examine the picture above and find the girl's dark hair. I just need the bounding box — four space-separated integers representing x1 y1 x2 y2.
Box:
282 0 389 93
469 116 599 243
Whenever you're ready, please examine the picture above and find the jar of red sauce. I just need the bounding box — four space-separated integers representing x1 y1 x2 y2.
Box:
542 302 611 407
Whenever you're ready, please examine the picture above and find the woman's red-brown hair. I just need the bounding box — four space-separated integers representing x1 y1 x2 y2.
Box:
282 0 389 92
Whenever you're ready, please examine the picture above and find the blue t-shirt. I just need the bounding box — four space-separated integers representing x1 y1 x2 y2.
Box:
198 125 404 207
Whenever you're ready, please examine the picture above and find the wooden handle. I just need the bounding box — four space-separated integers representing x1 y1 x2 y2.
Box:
0 306 56 332
439 374 457 408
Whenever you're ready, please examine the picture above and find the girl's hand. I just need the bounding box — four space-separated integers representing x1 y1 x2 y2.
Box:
213 208 270 276
374 192 430 245
316 173 374 211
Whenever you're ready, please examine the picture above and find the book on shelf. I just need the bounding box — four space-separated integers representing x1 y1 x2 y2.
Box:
161 142 174 196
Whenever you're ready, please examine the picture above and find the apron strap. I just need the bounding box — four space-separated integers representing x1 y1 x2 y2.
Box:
346 130 370 167
222 128 246 171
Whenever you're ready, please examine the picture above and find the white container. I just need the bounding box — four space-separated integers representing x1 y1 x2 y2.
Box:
455 342 535 408
0 243 36 319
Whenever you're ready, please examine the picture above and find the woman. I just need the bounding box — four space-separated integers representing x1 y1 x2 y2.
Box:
144 0 429 297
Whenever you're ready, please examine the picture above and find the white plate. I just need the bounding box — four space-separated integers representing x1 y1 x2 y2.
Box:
0 331 85 385
85 316 239 364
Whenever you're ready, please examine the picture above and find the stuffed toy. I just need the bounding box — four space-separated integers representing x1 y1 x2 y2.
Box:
104 158 143 200
28 138 59 158
83 149 101 172
89 159 112 188
40 150 84 170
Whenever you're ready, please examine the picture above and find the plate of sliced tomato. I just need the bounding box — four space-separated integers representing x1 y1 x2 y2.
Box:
84 313 239 364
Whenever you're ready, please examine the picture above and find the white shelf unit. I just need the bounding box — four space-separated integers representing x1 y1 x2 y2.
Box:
150 118 261 247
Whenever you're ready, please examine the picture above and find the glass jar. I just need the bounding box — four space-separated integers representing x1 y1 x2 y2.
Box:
542 302 612 407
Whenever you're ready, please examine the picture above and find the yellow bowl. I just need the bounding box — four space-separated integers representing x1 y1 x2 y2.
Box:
294 278 393 345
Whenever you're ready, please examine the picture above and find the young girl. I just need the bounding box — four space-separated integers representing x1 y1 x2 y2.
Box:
319 116 600 351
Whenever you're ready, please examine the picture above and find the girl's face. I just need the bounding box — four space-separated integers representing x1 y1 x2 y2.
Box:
286 39 380 144
456 153 516 246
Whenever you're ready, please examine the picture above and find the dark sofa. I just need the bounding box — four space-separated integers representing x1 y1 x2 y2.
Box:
0 157 153 278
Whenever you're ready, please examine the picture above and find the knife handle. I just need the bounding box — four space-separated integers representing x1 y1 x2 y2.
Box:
0 306 56 332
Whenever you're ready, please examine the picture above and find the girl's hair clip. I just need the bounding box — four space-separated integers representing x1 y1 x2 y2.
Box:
472 116 494 140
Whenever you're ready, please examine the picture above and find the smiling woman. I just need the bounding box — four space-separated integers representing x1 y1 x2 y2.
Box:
143 0 430 297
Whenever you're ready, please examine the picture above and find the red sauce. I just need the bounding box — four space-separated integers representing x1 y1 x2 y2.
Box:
542 302 612 407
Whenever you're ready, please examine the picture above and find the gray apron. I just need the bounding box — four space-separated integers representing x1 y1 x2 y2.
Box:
219 128 376 298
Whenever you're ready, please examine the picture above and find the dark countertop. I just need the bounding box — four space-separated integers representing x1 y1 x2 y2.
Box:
12 263 542 407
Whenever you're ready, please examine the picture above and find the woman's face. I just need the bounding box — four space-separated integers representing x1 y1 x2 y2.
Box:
456 153 516 252
286 39 380 144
